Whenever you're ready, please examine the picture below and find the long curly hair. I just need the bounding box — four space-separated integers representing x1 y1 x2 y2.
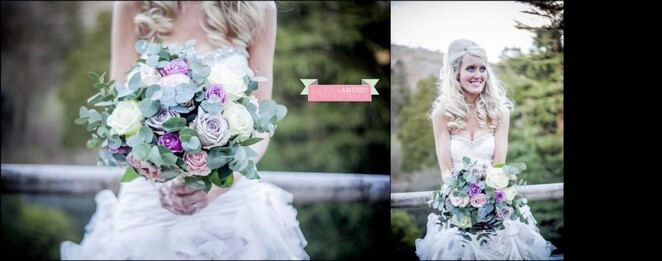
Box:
430 39 513 133
133 1 269 48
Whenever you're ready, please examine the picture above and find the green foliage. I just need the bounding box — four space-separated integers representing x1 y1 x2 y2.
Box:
396 75 438 172
391 60 411 129
1 197 78 260
296 202 390 259
58 10 112 148
390 210 422 260
260 2 390 174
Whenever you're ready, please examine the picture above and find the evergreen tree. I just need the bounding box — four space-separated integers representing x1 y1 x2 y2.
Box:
391 60 411 130
261 2 390 174
396 75 438 173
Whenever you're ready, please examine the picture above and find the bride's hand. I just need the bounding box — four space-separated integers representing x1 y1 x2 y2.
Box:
159 182 208 215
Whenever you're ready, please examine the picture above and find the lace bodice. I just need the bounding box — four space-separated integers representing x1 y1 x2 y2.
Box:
450 132 495 167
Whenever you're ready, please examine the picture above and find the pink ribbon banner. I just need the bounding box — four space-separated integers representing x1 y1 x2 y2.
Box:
300 79 379 102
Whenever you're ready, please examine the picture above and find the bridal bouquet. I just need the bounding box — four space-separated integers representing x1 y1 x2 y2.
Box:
428 156 530 243
75 39 286 192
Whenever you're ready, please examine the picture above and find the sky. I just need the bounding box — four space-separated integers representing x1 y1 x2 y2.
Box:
391 1 551 62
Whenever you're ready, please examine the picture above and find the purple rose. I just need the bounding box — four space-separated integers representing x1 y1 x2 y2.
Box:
205 84 229 105
468 183 481 197
109 146 131 154
158 132 184 153
497 206 514 219
160 59 189 76
495 189 506 203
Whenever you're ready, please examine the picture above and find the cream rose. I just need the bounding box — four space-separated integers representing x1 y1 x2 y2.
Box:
158 73 190 88
486 167 509 189
107 100 143 136
450 215 472 229
224 102 254 142
127 64 162 87
207 63 247 101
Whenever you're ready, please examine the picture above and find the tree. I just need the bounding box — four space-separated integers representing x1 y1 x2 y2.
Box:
391 60 411 130
515 1 564 55
261 2 390 174
396 75 438 173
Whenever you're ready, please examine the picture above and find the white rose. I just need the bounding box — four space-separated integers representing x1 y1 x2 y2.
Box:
158 73 190 88
485 167 509 189
223 102 254 142
208 63 247 101
503 186 518 202
107 100 143 136
127 64 162 87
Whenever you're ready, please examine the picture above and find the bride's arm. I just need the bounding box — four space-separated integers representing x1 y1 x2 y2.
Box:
110 1 140 83
492 109 510 165
205 2 278 202
431 106 454 183
246 1 277 164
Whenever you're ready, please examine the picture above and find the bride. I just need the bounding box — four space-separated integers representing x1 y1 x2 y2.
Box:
415 39 555 260
60 1 309 259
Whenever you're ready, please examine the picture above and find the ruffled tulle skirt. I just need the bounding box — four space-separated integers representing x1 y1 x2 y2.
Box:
61 175 309 260
415 213 555 260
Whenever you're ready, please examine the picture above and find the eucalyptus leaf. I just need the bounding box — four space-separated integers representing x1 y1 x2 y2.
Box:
128 71 142 90
79 106 89 118
159 87 177 107
121 166 140 182
179 127 199 139
275 105 287 121
126 135 144 148
207 148 232 170
139 126 154 143
200 100 221 114
175 83 196 104
149 146 163 166
162 117 187 132
135 39 148 54
160 168 181 180
239 161 259 179
184 176 206 190
87 110 102 123
145 85 161 99
89 72 101 82
140 99 160 118
240 137 263 146
182 136 201 154
86 139 99 148
133 143 151 161
74 117 88 125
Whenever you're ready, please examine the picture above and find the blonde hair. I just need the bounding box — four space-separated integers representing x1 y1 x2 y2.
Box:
133 1 268 49
430 39 513 133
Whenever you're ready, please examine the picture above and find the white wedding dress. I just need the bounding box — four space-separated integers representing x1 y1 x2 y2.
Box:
60 46 309 260
415 133 556 260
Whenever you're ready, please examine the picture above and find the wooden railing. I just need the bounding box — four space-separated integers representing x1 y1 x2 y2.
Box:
391 183 563 208
0 164 389 203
